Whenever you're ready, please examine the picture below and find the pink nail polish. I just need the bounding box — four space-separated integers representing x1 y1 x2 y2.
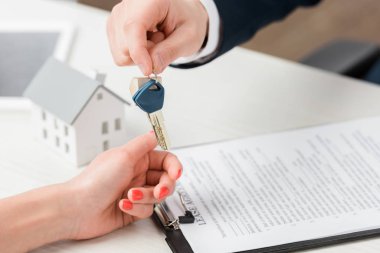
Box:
159 186 169 200
131 190 143 201
123 199 133 210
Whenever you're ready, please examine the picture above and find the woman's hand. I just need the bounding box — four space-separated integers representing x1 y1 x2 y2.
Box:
107 0 209 74
65 131 182 239
0 132 182 252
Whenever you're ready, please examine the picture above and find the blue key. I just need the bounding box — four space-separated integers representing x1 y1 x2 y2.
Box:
130 77 170 150
132 79 165 113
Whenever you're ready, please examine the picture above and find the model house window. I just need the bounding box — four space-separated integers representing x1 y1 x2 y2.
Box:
65 143 69 153
54 119 58 129
103 140 109 151
43 129 48 139
42 111 46 121
115 118 121 130
55 136 60 147
64 126 69 136
102 122 108 134
97 93 103 100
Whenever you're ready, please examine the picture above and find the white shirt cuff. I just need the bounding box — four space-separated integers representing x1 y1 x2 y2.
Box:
172 0 220 65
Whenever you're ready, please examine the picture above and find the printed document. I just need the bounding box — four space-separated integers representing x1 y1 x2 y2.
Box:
166 117 380 253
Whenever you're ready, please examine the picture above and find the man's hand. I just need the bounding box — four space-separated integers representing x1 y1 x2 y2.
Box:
65 131 182 239
107 0 208 74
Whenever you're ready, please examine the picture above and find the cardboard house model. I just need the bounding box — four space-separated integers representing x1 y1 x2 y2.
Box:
24 58 129 166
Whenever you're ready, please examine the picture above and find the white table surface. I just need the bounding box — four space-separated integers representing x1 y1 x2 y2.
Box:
2 0 380 252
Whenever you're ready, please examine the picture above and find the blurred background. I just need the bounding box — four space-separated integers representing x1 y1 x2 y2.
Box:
242 0 380 61
2 0 380 97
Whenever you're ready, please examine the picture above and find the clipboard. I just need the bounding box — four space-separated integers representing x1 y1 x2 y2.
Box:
152 193 380 253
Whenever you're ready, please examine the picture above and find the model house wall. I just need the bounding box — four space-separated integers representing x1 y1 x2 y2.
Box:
73 86 127 165
24 57 130 167
30 103 77 163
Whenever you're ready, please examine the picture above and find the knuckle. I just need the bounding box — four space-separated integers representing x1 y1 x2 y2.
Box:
114 57 125 66
120 45 130 56
122 150 135 164
122 22 132 32
113 55 129 66
166 152 177 162
124 58 134 65
111 2 121 13
186 27 198 39
122 21 143 34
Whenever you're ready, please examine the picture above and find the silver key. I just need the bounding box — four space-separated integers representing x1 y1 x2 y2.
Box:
130 77 170 150
148 110 170 150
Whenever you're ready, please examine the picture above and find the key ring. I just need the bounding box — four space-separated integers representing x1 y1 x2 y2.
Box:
149 72 158 83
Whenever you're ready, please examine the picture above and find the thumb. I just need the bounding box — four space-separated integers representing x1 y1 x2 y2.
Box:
150 27 200 73
121 131 157 164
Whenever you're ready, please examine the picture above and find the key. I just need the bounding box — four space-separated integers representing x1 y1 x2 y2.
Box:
131 77 170 150
130 77 170 150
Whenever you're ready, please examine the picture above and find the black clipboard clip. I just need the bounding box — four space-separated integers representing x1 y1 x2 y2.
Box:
154 192 195 231
152 191 196 253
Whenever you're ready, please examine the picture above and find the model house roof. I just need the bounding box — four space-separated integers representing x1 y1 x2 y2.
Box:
24 57 128 124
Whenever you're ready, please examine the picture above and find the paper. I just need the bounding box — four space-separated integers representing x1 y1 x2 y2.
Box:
167 117 380 253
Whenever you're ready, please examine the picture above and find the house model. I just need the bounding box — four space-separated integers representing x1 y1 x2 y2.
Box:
24 57 129 166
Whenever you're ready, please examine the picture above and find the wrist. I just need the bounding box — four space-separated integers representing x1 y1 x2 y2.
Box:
0 183 76 252
196 0 209 50
56 181 88 240
53 183 81 240
30 183 76 244
172 0 219 65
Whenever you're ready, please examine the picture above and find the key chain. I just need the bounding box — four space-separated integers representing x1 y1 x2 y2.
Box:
129 76 170 150
149 72 158 83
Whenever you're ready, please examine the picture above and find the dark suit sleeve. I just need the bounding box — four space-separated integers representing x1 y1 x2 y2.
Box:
173 0 320 69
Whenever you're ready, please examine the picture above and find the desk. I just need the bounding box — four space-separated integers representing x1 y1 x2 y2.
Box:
2 1 380 252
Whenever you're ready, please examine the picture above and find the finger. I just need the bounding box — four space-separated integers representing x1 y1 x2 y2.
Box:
147 40 155 50
150 26 201 73
107 5 133 66
127 187 155 204
148 151 183 180
119 199 153 219
147 32 165 50
146 170 181 187
146 170 163 186
147 32 165 49
121 131 157 164
154 173 176 201
149 31 165 44
125 22 153 75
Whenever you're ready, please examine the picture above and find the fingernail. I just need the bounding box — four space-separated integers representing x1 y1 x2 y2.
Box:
122 199 133 210
131 190 143 201
176 169 182 180
159 186 169 200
